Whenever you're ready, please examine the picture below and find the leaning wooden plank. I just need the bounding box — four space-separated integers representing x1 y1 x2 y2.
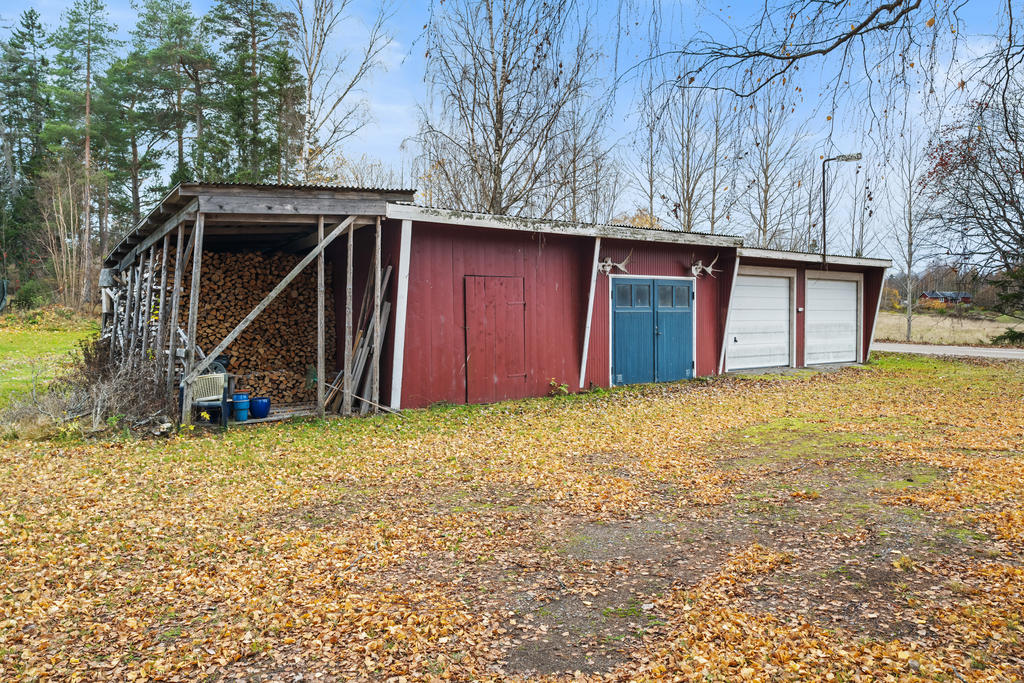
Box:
166 224 193 394
140 244 157 364
361 301 391 415
127 256 146 362
181 213 205 427
347 333 371 414
184 215 356 384
109 288 120 361
324 370 345 411
154 233 170 376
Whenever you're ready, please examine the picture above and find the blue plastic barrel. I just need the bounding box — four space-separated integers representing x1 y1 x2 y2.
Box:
250 396 271 419
232 392 250 422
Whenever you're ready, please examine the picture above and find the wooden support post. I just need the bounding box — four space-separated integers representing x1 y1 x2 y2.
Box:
127 256 146 362
372 216 382 412
140 245 156 364
343 216 354 416
181 213 205 427
166 224 189 395
183 216 355 383
109 288 120 361
155 232 170 375
316 215 326 418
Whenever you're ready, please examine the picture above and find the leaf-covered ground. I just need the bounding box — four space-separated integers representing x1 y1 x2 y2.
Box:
1 354 1022 681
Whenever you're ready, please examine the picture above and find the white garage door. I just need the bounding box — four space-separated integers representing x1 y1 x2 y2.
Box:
726 275 791 370
806 278 859 364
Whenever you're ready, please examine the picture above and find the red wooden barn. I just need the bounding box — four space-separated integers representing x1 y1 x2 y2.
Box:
382 204 889 410
101 184 890 421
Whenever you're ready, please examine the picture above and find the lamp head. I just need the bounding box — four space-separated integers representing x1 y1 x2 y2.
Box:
835 153 862 162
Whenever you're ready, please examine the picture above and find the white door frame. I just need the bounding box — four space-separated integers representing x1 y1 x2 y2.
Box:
725 266 797 369
805 270 864 364
608 274 698 385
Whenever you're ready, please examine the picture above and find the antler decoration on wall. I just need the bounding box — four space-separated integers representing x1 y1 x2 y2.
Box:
690 253 721 278
598 249 632 275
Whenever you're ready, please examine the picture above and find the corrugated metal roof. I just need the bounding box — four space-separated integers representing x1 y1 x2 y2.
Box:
187 180 418 194
389 201 723 238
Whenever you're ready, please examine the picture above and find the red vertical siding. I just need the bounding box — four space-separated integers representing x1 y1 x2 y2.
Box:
401 224 592 408
583 239 731 388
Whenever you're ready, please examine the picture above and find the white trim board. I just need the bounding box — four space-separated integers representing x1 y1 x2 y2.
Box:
718 255 740 374
386 203 742 248
389 219 413 410
607 274 698 387
578 237 602 390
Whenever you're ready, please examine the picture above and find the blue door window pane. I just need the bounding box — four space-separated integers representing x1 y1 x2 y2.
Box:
657 284 673 308
634 284 651 307
674 285 690 308
614 283 631 307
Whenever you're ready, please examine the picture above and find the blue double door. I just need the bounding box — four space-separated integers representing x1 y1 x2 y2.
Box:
612 278 694 385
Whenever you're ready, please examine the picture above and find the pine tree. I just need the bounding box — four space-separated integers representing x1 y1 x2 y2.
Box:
48 0 121 304
132 0 206 183
207 0 302 182
0 9 50 280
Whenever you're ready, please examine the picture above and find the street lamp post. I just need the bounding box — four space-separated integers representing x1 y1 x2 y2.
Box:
821 152 862 263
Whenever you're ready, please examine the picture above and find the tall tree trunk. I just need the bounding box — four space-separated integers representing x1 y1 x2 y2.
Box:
131 134 141 224
175 62 185 173
98 185 109 269
82 23 93 309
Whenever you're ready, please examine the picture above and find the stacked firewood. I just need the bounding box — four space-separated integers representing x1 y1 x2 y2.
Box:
178 251 336 404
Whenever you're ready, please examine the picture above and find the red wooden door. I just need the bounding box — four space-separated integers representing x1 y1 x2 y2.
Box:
465 276 527 404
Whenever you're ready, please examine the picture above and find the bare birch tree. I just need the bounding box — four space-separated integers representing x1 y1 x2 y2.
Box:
327 152 406 188
417 0 601 217
289 0 393 181
628 64 664 226
661 75 705 232
660 70 739 233
888 130 933 341
740 89 805 247
847 164 876 257
545 101 616 223
37 155 88 309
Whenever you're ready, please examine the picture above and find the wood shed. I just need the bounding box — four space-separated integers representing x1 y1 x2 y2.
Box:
101 182 414 424
101 183 890 424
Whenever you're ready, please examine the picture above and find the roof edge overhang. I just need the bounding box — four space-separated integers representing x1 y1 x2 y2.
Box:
384 203 745 248
738 247 891 268
104 182 417 270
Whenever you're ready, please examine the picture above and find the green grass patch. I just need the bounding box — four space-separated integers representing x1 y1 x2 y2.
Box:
0 317 97 409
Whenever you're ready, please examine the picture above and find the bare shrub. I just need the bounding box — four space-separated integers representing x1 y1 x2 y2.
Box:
2 336 173 438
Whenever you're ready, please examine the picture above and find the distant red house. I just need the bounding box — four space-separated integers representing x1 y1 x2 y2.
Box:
920 290 972 305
